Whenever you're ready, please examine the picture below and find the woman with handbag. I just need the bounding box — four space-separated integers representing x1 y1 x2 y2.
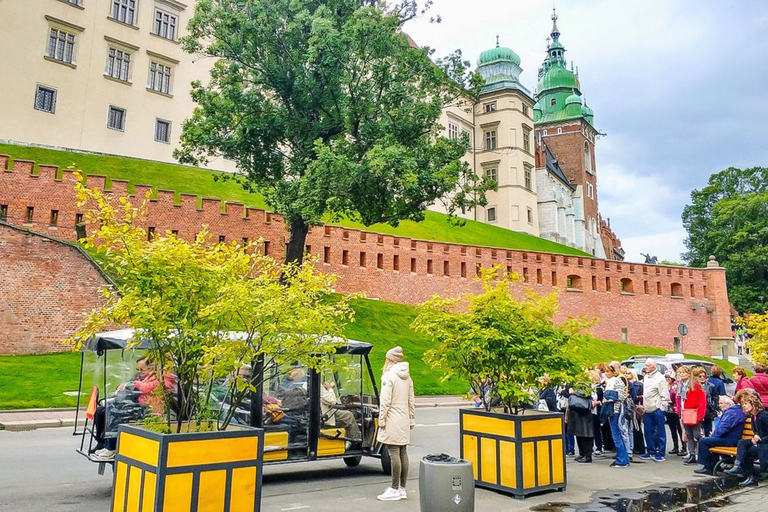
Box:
604 361 630 467
681 366 708 464
567 383 599 463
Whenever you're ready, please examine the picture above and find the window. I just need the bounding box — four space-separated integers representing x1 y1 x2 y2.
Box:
410 258 416 273
107 106 126 131
106 48 132 82
111 0 137 26
154 9 178 40
34 85 57 113
567 275 582 290
584 142 593 174
543 129 548 135
448 122 459 140
524 164 532 190
155 119 171 143
550 98 556 107
0 205 7 221
484 167 497 182
427 259 433 274
586 182 594 199
522 104 529 116
461 128 471 140
523 128 531 152
148 62 172 94
359 252 366 268
377 253 383 269
393 255 399 271
484 130 496 150
671 282 683 297
48 28 75 64
486 207 497 223
62 0 83 6
483 102 497 113
527 207 533 224
323 247 330 264
620 278 634 294
342 250 349 265
50 210 59 226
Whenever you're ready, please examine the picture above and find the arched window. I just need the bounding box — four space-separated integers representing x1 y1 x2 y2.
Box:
566 275 582 290
620 278 634 294
670 283 683 297
584 142 591 173
550 98 556 107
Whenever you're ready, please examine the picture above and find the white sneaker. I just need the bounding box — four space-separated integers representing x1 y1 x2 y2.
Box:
398 488 407 499
93 449 116 461
377 487 401 501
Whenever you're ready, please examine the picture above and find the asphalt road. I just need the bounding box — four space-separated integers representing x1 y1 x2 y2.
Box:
0 407 740 512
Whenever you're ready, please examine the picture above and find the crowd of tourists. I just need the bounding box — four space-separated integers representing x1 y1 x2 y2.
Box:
536 359 768 485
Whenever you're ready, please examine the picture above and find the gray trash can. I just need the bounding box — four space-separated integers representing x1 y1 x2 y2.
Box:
419 453 475 512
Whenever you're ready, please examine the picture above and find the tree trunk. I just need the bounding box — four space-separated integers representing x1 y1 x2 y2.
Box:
284 217 309 266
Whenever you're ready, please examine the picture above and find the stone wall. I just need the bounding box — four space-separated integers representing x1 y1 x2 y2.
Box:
0 222 111 354
0 154 732 356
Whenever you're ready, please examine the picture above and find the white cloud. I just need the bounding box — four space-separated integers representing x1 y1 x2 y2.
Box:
621 230 688 265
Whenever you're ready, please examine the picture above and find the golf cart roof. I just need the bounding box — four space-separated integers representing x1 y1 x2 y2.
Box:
83 329 373 355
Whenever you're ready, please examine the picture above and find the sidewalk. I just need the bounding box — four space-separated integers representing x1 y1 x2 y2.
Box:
0 395 468 431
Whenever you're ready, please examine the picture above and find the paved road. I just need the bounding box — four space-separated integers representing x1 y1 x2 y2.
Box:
0 407 758 512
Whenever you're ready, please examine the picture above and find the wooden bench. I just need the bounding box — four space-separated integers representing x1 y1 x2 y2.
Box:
711 417 753 473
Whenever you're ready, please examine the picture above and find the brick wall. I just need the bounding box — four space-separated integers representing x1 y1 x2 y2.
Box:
0 154 732 356
0 222 111 354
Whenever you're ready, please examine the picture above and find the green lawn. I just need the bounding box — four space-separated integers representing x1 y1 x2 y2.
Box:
0 296 737 410
0 143 589 256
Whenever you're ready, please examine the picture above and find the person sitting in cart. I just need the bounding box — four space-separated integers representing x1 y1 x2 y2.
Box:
321 380 361 445
92 357 165 461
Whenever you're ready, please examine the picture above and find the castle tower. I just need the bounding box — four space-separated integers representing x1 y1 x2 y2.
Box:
472 37 537 233
533 10 615 258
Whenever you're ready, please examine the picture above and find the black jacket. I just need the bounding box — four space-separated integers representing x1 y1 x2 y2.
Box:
753 410 768 443
538 387 558 412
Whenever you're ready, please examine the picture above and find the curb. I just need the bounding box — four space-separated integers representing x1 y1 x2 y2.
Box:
415 401 468 408
1 418 79 432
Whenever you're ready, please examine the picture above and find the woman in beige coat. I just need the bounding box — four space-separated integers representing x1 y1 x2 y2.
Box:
376 346 416 501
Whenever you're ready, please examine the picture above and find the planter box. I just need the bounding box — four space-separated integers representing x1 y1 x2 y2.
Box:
111 424 265 512
459 409 566 498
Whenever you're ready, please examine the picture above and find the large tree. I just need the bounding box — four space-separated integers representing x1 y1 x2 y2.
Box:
682 166 768 313
176 0 491 264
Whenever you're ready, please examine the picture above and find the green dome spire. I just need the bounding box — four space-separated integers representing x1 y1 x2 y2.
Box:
477 36 521 67
476 36 529 94
534 9 594 126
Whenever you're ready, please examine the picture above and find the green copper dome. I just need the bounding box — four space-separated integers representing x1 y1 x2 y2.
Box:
565 92 581 105
478 44 521 67
581 104 593 116
538 67 579 93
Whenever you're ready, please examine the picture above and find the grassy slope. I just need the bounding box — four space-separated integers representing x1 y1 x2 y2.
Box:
0 143 589 256
0 297 737 410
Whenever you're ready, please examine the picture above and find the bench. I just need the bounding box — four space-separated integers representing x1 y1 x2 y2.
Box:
711 417 753 473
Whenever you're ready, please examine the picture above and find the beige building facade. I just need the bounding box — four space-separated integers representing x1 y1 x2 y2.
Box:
0 0 232 169
431 40 538 235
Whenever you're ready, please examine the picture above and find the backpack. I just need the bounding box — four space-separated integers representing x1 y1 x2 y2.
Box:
620 376 635 423
704 381 719 419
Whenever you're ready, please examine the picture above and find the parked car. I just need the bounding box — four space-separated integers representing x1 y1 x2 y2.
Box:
621 353 736 395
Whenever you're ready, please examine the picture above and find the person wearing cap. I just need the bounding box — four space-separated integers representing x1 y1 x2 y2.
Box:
376 346 416 502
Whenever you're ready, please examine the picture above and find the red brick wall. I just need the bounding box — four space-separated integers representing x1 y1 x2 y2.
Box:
0 154 731 356
0 223 110 354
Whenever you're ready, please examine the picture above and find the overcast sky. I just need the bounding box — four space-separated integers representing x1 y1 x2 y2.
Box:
405 0 768 264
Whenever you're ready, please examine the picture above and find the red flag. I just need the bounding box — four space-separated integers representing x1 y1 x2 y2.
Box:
85 386 98 420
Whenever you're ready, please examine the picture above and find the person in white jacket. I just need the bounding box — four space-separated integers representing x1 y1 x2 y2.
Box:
376 346 415 502
640 358 670 461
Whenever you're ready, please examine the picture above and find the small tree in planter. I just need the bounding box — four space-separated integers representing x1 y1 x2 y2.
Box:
412 267 594 497
69 174 354 431
69 175 356 510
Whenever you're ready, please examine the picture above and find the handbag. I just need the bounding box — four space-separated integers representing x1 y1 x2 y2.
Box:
568 394 592 412
681 408 698 426
264 403 285 423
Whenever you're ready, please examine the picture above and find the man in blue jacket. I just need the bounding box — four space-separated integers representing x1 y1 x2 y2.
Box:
694 395 747 475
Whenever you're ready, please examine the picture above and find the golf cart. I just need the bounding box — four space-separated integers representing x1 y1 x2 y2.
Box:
73 329 391 475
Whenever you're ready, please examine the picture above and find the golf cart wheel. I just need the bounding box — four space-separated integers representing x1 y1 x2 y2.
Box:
344 456 362 467
380 446 392 475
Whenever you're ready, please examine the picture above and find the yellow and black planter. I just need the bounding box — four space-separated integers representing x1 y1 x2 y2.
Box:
459 409 566 498
111 424 265 512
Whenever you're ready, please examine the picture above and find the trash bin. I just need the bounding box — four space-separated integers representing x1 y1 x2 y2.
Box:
419 453 475 512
